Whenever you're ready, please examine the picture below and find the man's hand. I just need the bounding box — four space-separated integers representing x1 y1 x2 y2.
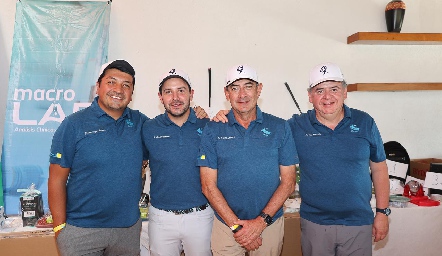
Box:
243 236 262 251
193 106 208 119
212 109 229 123
233 218 267 250
372 213 389 242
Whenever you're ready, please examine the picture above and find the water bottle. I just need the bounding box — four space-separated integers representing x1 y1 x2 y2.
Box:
139 193 149 220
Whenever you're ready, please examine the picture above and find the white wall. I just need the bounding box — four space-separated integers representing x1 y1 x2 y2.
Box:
1 0 441 159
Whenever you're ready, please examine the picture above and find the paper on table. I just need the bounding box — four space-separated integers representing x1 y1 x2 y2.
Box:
424 172 442 190
386 159 408 179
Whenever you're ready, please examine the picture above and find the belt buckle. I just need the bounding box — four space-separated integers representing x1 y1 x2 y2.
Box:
173 208 192 215
196 203 209 211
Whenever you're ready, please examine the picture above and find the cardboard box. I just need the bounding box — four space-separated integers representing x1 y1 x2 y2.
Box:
281 212 302 256
409 158 442 180
0 231 59 256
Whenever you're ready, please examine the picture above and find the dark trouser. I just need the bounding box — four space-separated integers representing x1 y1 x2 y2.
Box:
301 218 372 256
57 218 142 256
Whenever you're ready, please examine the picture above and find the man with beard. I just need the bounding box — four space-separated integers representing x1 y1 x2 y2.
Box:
141 69 214 256
49 60 146 255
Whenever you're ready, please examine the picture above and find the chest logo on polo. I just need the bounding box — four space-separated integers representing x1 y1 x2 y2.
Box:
84 129 106 136
49 152 62 159
197 128 203 136
261 128 271 137
153 135 170 139
126 119 134 127
350 124 360 133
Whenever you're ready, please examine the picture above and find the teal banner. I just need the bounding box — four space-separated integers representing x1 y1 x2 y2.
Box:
1 0 111 214
0 163 3 207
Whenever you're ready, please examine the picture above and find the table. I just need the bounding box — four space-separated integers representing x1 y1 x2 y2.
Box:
3 204 440 256
282 204 442 256
372 204 442 256
283 205 442 256
0 217 58 256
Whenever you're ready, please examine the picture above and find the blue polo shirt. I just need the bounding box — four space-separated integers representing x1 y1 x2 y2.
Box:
197 106 299 223
287 104 386 226
142 108 210 210
49 97 148 228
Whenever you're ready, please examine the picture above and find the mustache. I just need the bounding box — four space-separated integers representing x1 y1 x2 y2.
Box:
107 92 125 99
236 98 250 103
170 100 184 105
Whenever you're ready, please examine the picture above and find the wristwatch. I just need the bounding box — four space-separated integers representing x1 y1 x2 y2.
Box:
376 207 391 216
259 212 273 226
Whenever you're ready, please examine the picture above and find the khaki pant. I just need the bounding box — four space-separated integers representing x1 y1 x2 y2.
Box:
211 216 284 256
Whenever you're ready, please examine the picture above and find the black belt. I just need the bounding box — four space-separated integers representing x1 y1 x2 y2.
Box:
162 203 210 215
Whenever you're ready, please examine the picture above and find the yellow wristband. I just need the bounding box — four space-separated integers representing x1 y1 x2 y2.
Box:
230 224 240 231
53 223 66 232
230 224 243 233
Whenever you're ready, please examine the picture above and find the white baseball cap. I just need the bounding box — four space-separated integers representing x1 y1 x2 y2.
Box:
159 68 191 87
225 64 258 86
309 62 345 89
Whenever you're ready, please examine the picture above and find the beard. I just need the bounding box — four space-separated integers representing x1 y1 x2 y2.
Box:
105 92 128 110
165 100 190 118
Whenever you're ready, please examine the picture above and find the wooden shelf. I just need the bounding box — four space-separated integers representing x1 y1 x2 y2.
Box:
347 83 442 92
347 32 442 45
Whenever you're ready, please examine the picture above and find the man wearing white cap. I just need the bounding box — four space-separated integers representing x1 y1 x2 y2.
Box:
142 69 214 256
198 65 299 255
287 62 390 255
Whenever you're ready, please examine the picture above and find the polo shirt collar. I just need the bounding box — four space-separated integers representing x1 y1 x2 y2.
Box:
91 96 131 120
227 105 263 126
158 107 197 126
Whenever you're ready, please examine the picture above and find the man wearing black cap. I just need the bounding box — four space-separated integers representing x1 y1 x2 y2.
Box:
48 60 147 255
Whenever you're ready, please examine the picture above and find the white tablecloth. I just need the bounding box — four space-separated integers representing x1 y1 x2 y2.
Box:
372 204 442 256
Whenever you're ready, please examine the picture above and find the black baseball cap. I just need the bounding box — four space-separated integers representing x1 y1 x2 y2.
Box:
98 59 136 86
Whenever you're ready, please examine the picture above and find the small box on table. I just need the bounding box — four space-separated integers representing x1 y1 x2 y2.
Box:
409 158 442 180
